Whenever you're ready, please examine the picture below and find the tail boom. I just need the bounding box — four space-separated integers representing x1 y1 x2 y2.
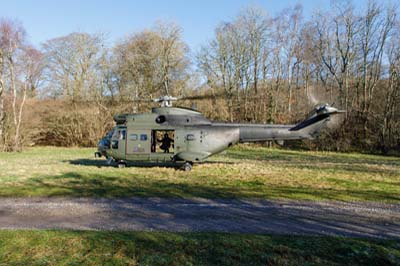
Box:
235 104 344 143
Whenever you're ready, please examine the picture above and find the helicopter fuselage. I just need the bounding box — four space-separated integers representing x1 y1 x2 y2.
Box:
96 105 343 166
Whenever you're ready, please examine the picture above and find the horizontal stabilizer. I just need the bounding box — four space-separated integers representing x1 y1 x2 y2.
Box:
290 104 345 137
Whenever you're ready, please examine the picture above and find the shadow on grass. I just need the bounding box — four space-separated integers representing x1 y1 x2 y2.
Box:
68 159 179 169
3 171 399 202
68 159 234 168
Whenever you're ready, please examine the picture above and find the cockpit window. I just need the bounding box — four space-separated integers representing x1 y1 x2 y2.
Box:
112 128 126 140
105 129 114 139
120 130 126 140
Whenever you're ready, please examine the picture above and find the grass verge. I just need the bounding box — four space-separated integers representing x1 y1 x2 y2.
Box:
0 230 399 266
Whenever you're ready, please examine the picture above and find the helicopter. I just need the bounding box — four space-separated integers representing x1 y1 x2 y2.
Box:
95 95 345 171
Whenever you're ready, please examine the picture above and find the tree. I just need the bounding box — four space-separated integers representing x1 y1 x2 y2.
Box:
237 7 271 121
0 34 4 150
313 2 358 113
198 7 271 122
0 18 28 151
273 4 303 113
42 32 106 101
114 21 190 104
15 46 44 148
356 0 396 140
380 21 400 153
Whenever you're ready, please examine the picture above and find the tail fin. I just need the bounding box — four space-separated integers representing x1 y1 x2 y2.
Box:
290 104 345 138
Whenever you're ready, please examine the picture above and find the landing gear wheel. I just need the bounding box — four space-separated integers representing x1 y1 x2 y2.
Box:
183 162 193 172
117 162 127 168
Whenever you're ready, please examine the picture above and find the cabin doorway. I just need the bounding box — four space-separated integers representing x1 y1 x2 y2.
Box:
151 130 175 153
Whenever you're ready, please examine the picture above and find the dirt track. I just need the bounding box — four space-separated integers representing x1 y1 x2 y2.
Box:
0 197 399 239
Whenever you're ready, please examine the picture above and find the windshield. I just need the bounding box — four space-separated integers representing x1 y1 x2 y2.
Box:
105 129 114 139
98 129 114 148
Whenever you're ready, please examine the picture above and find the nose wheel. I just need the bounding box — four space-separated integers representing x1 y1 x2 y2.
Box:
182 161 193 171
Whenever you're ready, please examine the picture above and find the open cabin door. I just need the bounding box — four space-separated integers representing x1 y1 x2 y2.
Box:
150 129 175 161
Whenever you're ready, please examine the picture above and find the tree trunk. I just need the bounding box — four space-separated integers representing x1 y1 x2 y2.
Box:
0 86 4 151
0 51 4 151
14 82 27 152
9 59 20 152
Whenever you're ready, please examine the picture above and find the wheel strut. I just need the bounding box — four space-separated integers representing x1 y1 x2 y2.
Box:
117 161 127 168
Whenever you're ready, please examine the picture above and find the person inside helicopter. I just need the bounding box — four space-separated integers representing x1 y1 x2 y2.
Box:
158 132 174 153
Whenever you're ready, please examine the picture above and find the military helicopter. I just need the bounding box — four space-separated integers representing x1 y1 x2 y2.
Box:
95 95 344 171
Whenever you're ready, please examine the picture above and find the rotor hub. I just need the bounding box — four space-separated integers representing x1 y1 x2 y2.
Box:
154 96 178 107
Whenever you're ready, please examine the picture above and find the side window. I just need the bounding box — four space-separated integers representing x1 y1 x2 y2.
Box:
140 134 147 141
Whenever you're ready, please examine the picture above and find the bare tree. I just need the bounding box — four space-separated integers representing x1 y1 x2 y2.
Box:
314 2 358 113
0 18 28 151
198 8 271 122
42 32 106 101
15 46 44 148
357 1 396 115
0 39 4 150
114 21 189 104
273 4 303 113
380 21 400 153
237 7 271 121
198 23 238 122
155 21 189 96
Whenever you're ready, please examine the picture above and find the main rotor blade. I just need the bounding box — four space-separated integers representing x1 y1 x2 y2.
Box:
178 92 225 101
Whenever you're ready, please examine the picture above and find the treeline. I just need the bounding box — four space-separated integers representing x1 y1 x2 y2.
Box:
0 1 399 154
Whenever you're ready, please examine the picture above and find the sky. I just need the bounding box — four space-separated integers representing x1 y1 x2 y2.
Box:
0 0 395 52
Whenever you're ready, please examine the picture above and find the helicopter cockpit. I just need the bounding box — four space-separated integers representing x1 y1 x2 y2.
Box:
96 129 114 157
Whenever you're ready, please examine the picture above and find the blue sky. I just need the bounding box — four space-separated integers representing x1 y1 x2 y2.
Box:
0 0 395 51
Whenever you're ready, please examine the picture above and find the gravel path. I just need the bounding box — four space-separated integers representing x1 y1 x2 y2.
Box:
0 198 399 239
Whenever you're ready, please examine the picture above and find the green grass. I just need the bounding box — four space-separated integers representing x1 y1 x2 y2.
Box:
0 147 399 265
0 145 399 202
0 230 399 266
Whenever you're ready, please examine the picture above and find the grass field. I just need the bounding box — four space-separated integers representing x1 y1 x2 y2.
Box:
0 145 399 202
0 146 399 265
0 230 399 266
